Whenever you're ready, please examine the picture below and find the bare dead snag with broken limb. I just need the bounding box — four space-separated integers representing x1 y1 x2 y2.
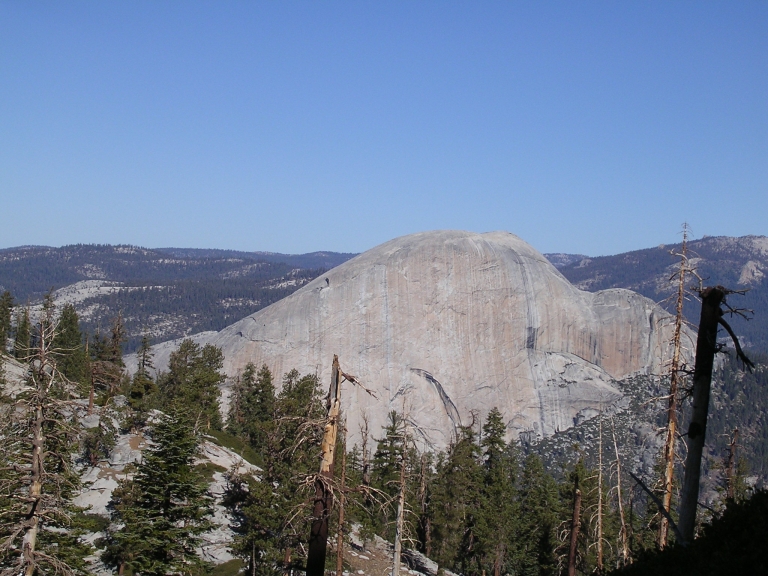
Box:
306 356 375 576
658 224 692 549
306 355 342 576
610 418 630 566
336 420 347 576
677 286 754 543
726 428 740 502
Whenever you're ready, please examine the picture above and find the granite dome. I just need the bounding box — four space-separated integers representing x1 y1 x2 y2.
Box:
143 230 682 448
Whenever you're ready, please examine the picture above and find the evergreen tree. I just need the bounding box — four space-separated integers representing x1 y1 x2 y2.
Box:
104 411 213 576
372 412 408 499
89 315 128 401
159 339 225 430
136 334 154 378
13 305 30 360
227 363 275 459
517 453 560 576
128 334 156 426
53 303 90 388
475 408 521 576
226 369 324 573
0 290 13 353
367 410 421 547
428 425 483 572
109 312 126 368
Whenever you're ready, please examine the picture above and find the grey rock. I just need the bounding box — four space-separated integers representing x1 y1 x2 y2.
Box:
80 414 101 429
142 231 689 449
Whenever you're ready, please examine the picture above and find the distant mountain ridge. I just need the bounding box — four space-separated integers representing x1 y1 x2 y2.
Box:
2 234 766 351
552 235 768 350
155 247 356 270
0 244 356 351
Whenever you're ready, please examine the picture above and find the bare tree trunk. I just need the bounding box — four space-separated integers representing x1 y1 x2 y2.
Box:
678 287 725 542
283 548 292 576
336 422 347 576
85 334 94 416
307 356 343 576
658 227 689 549
567 488 582 576
392 445 407 576
727 428 739 501
361 413 371 488
22 402 44 576
597 416 604 574
419 453 431 557
610 418 630 567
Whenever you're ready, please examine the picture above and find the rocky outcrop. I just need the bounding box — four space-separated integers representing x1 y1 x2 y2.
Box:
140 231 686 449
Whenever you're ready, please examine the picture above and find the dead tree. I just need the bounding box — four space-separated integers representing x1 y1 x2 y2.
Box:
336 421 348 576
392 437 408 576
610 418 630 567
726 428 740 501
306 357 377 576
306 355 343 576
596 417 604 574
567 487 582 576
0 305 83 576
677 286 753 542
658 225 691 549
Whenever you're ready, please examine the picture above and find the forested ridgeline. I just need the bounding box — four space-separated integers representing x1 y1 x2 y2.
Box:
1 297 767 576
0 244 346 352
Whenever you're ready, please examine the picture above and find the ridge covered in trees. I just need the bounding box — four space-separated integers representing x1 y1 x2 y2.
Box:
0 244 355 352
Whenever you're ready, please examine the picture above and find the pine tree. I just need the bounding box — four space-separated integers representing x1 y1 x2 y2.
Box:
13 306 30 361
517 453 560 576
372 412 408 501
475 408 520 576
104 411 213 576
108 312 126 368
226 369 325 574
227 363 275 460
0 291 13 354
53 303 90 389
428 425 483 572
128 335 156 426
159 339 225 430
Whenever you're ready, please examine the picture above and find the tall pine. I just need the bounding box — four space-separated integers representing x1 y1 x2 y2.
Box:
0 291 13 354
159 339 225 430
104 411 213 576
53 303 90 389
475 408 521 576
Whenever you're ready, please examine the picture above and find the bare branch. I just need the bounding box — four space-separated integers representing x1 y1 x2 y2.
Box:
628 472 687 546
717 317 755 372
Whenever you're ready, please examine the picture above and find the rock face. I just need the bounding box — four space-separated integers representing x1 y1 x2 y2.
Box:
144 231 683 449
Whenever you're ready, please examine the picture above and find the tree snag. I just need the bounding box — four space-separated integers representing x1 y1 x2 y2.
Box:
392 436 408 576
567 486 581 576
658 225 690 549
678 286 753 542
336 421 347 576
306 355 342 576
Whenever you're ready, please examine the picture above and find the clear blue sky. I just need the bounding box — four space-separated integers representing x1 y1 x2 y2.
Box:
1 2 766 256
